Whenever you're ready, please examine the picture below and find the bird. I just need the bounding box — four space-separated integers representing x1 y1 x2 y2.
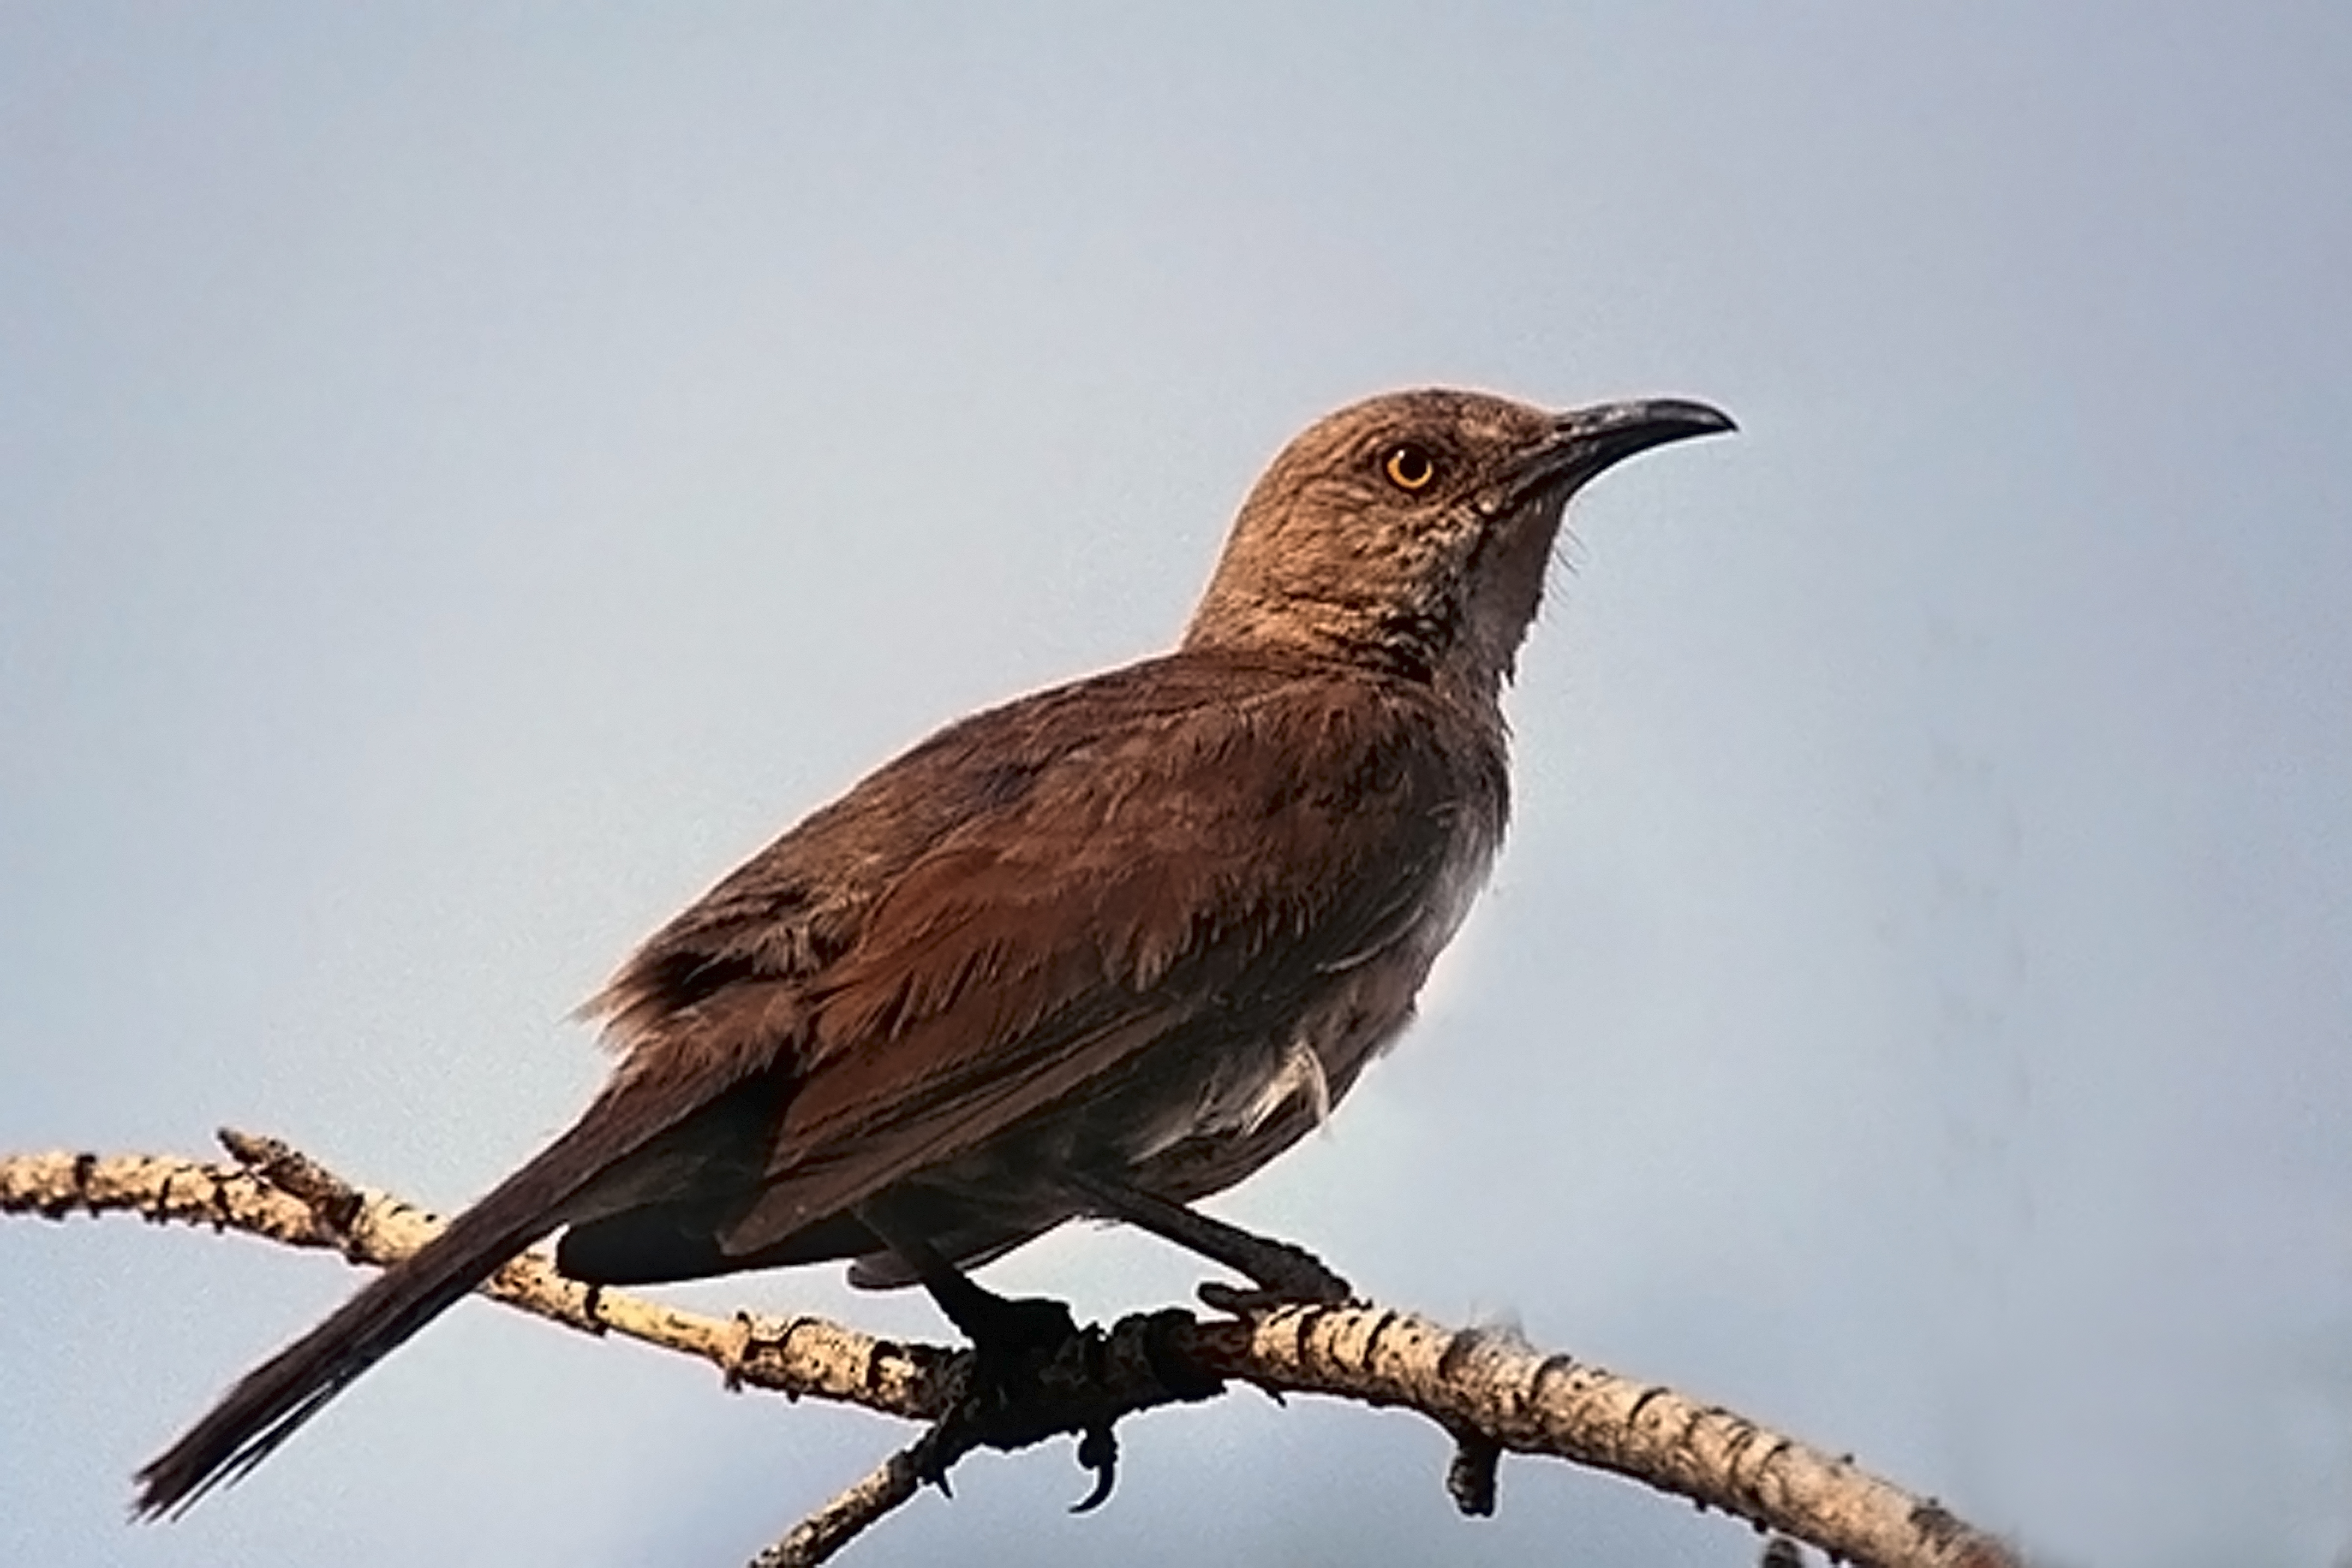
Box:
135 385 1732 1516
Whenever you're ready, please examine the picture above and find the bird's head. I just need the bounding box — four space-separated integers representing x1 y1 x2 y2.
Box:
1183 388 1733 697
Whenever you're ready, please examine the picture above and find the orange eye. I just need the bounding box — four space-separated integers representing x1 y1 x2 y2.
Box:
1382 443 1437 491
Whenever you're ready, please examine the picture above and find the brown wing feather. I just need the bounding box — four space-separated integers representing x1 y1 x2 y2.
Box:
585 653 1319 1039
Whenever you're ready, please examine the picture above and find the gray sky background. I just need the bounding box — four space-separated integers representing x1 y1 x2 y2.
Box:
4 7 2348 1566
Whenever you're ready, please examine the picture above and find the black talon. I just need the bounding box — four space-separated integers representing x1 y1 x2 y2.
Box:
1069 1425 1119 1513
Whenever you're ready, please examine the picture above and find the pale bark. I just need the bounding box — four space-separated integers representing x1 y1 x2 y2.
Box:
2 1138 2021 1568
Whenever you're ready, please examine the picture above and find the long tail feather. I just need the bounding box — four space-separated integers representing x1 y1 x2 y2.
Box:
136 1101 649 1516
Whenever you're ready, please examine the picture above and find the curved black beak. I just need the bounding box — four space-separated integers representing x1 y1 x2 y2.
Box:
1506 396 1736 504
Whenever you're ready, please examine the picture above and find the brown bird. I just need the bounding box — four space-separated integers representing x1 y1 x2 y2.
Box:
136 386 1732 1515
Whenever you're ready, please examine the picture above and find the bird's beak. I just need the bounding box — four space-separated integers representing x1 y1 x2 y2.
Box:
1502 397 1737 506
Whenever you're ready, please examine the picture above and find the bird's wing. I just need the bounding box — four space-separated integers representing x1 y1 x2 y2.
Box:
583 654 1315 1051
706 656 1503 1254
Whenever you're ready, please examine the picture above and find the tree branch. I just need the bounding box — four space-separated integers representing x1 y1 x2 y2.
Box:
2 1139 2021 1568
749 1440 928 1568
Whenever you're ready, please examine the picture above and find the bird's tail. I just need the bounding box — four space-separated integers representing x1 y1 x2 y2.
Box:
134 1094 662 1517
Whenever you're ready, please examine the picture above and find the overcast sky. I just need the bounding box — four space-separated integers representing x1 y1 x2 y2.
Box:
4 7 2348 1567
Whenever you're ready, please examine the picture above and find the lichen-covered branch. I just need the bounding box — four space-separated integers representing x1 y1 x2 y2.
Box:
1177 1308 2016 1568
0 1136 953 1422
1 1139 2021 1568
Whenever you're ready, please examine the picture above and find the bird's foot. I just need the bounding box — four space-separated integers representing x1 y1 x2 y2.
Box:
924 1269 1088 1425
952 1287 1081 1362
1195 1236 1355 1315
1057 1172 1357 1313
958 1290 1085 1411
916 1282 1120 1509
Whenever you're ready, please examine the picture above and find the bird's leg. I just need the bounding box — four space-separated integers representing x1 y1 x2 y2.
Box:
854 1207 1078 1368
1063 1172 1355 1312
918 1255 1080 1361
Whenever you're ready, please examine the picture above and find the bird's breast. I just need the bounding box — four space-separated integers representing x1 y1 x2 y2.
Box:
1192 806 1500 1153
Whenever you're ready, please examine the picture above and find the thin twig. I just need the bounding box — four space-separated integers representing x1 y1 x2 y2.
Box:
750 1440 930 1568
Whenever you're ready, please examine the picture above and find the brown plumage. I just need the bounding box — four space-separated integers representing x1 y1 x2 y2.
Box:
136 387 1732 1515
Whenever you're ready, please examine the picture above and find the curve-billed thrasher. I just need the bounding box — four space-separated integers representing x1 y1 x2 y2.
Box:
137 386 1732 1514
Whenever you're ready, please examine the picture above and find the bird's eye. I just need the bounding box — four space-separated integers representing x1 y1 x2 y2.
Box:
1382 443 1438 492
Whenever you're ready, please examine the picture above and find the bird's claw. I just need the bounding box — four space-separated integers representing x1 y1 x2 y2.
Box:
1197 1254 1354 1316
1068 1424 1118 1513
